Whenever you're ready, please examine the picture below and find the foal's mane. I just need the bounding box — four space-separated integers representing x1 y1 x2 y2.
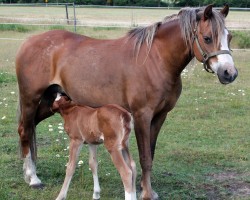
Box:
127 6 226 55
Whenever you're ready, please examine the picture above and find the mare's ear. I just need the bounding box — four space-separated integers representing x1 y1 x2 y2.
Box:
221 4 229 18
204 4 213 21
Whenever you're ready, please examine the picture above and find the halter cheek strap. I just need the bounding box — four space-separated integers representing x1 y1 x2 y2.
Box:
193 23 232 73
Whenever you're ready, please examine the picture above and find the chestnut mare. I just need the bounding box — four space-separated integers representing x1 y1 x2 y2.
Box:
52 94 136 200
16 5 238 199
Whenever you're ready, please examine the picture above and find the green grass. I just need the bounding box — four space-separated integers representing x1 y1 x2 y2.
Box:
0 10 250 199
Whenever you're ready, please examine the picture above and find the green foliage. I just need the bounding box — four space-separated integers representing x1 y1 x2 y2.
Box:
232 31 250 49
0 24 30 32
171 0 249 7
49 25 66 30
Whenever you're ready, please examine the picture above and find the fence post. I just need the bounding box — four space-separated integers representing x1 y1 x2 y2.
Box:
65 4 69 25
73 2 76 32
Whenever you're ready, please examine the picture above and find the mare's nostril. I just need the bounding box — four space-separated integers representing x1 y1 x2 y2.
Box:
224 69 229 76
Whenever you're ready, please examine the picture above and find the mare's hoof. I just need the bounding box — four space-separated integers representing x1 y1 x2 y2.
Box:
30 183 45 189
140 190 159 200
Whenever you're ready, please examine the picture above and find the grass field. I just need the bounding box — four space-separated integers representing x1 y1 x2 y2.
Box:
1 6 250 200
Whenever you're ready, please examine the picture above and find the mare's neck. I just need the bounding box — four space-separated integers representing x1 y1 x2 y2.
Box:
155 19 194 75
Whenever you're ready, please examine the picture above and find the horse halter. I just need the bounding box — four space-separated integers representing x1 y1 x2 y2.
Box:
193 22 232 73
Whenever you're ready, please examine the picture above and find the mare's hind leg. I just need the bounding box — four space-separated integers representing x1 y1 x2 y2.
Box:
18 103 43 188
56 139 83 200
88 144 101 200
35 100 55 125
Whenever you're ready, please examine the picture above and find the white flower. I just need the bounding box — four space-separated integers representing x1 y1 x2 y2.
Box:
63 137 67 140
78 160 83 165
58 126 64 130
3 98 6 101
58 123 63 126
59 130 63 133
10 91 15 94
56 139 59 142
49 128 53 132
56 154 60 157
106 173 110 176
48 124 53 128
1 116 6 120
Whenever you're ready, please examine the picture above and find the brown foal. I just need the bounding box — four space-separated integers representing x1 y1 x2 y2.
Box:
52 93 136 200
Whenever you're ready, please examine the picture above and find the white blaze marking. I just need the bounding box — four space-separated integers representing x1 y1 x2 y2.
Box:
210 29 234 73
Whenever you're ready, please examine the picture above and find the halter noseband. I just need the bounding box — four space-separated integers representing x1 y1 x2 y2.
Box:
193 22 232 73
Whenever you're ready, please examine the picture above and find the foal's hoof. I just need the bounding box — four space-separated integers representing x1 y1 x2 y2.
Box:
30 183 45 189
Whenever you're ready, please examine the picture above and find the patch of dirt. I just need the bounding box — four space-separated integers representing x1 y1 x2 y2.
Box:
206 171 250 199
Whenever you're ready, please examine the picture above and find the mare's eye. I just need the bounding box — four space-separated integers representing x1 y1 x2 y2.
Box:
203 36 212 44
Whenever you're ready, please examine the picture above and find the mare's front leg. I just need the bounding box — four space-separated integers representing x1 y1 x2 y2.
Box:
133 110 158 200
88 144 101 200
56 139 83 200
150 110 168 160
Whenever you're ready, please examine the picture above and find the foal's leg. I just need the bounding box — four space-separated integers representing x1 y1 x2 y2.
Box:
122 147 137 198
108 149 136 200
56 139 83 200
88 144 101 200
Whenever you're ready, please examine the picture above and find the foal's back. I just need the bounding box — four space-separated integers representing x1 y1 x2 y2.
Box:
71 104 133 148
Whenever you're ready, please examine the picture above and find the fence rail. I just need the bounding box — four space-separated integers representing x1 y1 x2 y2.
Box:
0 4 249 30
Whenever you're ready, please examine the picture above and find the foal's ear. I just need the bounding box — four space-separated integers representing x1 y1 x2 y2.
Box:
220 4 229 18
204 4 213 21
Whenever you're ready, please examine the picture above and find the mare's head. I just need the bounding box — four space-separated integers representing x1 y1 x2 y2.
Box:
190 4 237 84
52 93 73 113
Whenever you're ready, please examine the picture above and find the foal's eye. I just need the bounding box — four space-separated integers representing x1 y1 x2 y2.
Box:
203 36 212 44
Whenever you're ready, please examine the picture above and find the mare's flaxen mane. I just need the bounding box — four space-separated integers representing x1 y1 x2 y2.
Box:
128 7 226 55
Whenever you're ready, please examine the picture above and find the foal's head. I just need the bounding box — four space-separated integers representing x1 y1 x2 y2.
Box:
52 93 74 113
191 4 238 84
